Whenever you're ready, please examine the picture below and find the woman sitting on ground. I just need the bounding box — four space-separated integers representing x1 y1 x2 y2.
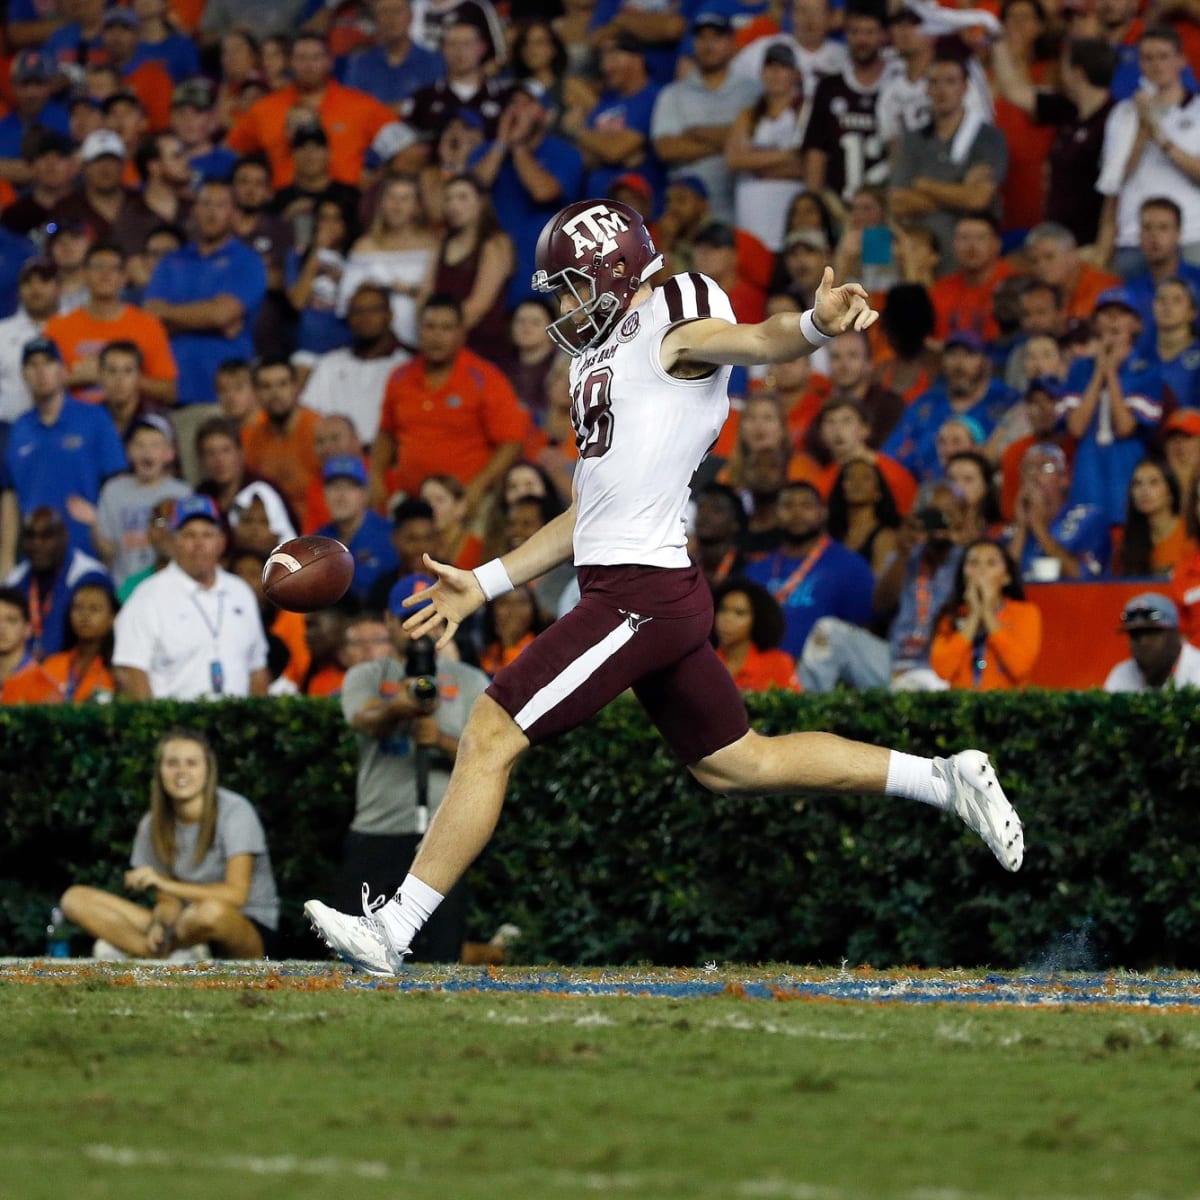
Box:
60 728 280 961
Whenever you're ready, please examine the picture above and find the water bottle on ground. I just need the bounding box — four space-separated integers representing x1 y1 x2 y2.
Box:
46 906 70 958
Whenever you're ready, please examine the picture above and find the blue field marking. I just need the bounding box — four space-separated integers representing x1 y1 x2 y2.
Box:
6 960 1200 1007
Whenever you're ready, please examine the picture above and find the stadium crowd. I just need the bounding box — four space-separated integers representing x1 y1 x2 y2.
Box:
4 0 1200 714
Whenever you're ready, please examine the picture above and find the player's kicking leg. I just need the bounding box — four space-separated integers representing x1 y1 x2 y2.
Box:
689 731 1023 872
305 696 528 975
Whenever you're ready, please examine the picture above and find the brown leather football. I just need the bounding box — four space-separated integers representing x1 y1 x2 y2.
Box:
262 536 355 613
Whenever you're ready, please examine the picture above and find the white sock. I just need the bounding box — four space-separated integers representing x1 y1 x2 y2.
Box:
377 874 444 950
885 751 948 809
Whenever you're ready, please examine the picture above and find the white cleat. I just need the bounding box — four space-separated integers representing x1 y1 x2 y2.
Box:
304 890 410 976
934 749 1024 872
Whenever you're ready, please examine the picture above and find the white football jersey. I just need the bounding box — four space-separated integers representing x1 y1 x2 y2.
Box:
568 272 735 568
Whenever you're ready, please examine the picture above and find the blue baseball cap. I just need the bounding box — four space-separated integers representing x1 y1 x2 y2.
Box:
171 495 221 530
12 49 55 83
945 329 986 354
693 11 734 33
388 573 435 617
1094 286 1140 317
1119 592 1179 632
670 175 709 200
322 455 368 486
21 335 62 365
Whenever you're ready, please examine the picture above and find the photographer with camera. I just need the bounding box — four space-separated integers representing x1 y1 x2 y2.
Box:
333 574 489 962
800 482 969 692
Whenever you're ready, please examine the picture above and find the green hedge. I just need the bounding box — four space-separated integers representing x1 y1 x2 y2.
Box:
2 691 1198 968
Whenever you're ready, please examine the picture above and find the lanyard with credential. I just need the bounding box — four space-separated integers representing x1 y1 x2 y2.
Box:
190 590 225 695
769 537 831 605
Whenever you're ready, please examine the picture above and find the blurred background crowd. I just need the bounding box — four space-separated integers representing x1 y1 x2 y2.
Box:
2 0 1200 710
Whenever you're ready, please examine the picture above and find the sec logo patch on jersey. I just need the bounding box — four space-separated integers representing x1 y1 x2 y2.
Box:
617 311 640 342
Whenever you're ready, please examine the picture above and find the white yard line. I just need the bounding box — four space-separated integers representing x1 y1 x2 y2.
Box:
82 1144 389 1180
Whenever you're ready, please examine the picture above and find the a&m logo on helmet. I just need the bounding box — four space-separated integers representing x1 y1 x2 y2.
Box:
562 204 630 258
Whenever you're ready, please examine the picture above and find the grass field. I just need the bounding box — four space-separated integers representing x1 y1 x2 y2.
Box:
4 961 1200 1200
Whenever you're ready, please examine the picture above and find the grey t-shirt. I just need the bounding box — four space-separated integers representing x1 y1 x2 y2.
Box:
131 787 280 930
891 119 1009 270
96 474 192 587
342 654 490 836
651 73 761 224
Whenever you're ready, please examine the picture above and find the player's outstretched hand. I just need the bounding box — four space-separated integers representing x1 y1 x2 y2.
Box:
813 266 879 335
401 553 486 649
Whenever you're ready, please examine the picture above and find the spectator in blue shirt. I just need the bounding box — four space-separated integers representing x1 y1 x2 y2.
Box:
344 0 445 109
0 50 71 168
567 32 662 203
0 337 128 570
170 80 238 189
316 456 399 603
1 506 111 660
143 179 267 408
131 0 202 82
1063 287 1163 525
1007 442 1111 580
1124 197 1200 337
883 330 1018 483
745 481 875 659
1147 277 1200 410
469 84 584 308
44 0 106 65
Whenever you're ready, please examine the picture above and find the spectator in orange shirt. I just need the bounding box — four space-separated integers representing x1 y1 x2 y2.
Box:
225 32 395 190
1 575 117 705
420 474 484 572
242 359 322 527
929 212 1016 345
1116 458 1194 579
43 242 178 407
813 397 918 516
712 577 799 692
1024 222 1120 321
301 608 351 697
371 293 528 515
929 538 1042 689
479 586 544 677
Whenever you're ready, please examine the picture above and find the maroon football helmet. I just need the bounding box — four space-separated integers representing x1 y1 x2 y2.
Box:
532 199 664 356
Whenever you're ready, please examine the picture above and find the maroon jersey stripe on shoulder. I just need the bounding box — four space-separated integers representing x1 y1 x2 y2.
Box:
686 273 712 319
663 275 685 323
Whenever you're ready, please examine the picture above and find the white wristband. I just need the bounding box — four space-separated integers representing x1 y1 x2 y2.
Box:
800 308 836 348
473 558 514 601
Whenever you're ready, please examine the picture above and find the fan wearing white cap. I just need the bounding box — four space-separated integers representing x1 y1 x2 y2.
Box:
1104 592 1200 691
49 129 129 241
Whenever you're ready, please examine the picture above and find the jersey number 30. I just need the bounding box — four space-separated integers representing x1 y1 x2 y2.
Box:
574 368 615 460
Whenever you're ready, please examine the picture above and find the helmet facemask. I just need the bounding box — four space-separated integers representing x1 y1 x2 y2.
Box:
533 264 623 357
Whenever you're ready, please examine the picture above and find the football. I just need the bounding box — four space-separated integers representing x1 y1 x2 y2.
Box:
262 535 355 613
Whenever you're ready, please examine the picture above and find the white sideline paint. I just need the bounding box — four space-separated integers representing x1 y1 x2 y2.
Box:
83 1144 389 1180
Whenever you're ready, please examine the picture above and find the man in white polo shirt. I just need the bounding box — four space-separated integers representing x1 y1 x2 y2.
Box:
1097 25 1200 275
113 495 269 699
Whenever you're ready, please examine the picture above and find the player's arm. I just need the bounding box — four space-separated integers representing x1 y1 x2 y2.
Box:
661 266 877 370
403 499 578 648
